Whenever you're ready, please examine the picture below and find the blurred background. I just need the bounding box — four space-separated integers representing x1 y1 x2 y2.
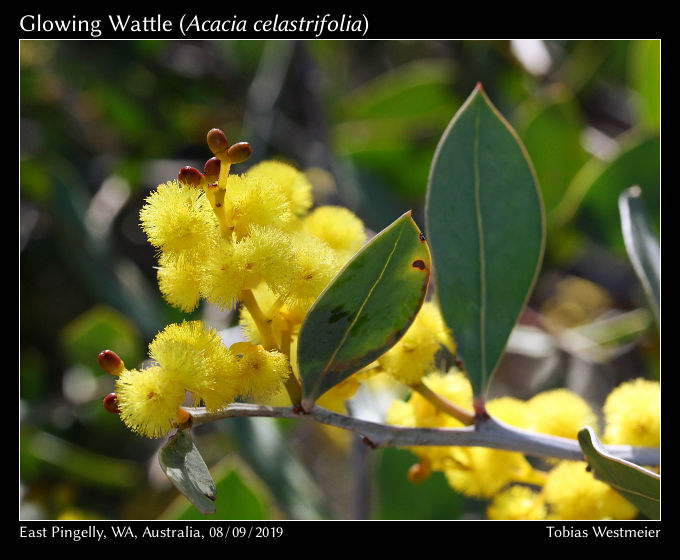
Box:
20 39 660 520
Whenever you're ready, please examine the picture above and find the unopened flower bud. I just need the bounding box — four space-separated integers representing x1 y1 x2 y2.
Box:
203 157 221 178
207 128 229 156
98 350 125 376
103 393 120 414
407 461 431 484
178 166 203 187
227 142 253 164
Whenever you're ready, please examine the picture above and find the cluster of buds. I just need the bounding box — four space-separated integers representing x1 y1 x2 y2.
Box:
177 129 253 239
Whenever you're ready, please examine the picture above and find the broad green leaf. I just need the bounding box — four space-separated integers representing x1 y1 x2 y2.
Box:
578 426 660 519
161 457 271 520
159 430 217 515
426 85 545 397
619 186 660 328
297 211 431 407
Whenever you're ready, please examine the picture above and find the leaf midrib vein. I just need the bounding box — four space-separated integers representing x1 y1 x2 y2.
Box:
474 108 487 384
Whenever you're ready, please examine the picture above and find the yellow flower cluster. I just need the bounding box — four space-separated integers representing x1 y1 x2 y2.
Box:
386 372 660 520
140 130 367 358
106 129 371 438
112 321 292 438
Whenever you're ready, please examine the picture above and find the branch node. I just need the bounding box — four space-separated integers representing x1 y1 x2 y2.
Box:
361 435 379 449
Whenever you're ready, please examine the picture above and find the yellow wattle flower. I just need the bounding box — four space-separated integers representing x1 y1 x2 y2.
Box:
156 252 204 313
247 160 313 217
527 388 599 439
303 205 367 262
444 446 536 499
230 342 291 403
443 395 538 499
603 378 660 447
115 366 186 439
542 460 638 520
225 174 295 240
148 321 239 411
378 301 455 387
282 232 341 311
487 485 547 520
139 180 217 256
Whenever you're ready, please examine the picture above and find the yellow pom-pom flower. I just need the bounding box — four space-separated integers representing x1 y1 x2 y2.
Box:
303 206 366 262
282 232 341 311
378 301 455 387
230 342 291 403
527 388 598 439
445 446 537 499
115 366 187 438
156 252 204 313
247 160 313 217
487 485 547 520
139 180 217 257
225 174 294 240
148 321 239 411
201 238 260 310
542 461 638 520
603 378 660 447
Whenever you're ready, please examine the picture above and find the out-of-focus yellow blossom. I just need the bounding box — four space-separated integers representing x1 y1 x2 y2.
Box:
603 378 660 447
542 461 638 520
445 446 539 499
303 205 366 261
230 342 291 403
386 369 473 471
139 180 217 257
527 388 598 439
378 301 455 387
487 396 533 430
317 374 362 414
247 160 313 217
407 369 472 428
443 396 540 498
487 486 547 520
116 366 187 439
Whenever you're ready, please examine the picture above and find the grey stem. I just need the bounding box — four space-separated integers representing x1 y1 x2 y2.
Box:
185 403 660 466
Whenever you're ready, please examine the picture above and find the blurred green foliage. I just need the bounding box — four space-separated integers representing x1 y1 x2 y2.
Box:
20 39 660 520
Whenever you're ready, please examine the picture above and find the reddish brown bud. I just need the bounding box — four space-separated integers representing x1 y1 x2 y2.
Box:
407 461 432 484
98 350 125 376
203 157 221 178
227 142 253 164
178 166 203 187
207 128 229 156
103 393 120 414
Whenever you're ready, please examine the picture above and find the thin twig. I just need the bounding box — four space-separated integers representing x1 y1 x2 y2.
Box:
184 403 660 466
